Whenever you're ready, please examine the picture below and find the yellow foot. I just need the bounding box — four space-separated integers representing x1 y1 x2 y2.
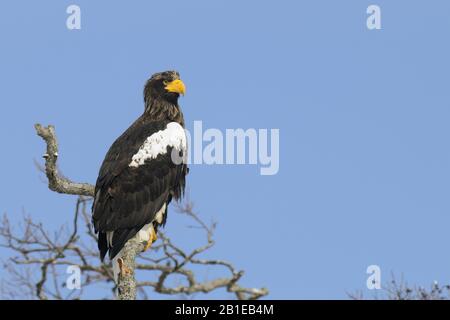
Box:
143 225 158 251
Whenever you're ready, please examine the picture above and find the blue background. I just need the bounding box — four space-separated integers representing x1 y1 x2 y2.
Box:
1 0 450 299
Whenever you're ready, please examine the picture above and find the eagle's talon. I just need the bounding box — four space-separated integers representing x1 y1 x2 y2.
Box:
143 240 152 252
143 226 158 252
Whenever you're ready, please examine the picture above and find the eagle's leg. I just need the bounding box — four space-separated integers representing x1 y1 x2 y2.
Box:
143 224 158 252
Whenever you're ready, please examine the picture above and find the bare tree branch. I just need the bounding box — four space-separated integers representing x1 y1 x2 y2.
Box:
116 238 145 300
348 273 450 300
34 124 94 196
1 197 268 300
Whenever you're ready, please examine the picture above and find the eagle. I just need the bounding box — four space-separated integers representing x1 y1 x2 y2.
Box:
92 70 188 279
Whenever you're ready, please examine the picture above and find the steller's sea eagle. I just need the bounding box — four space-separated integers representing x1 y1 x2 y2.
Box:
91 70 188 279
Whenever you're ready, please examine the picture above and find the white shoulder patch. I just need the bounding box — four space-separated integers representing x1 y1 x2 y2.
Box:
129 122 186 168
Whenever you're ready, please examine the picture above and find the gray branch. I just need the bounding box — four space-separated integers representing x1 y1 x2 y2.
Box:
116 238 145 300
34 124 94 197
1 197 269 300
33 123 136 299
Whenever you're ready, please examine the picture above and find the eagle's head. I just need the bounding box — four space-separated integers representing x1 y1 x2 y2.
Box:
144 70 186 107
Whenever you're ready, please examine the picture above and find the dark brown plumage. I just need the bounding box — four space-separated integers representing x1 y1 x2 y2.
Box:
92 70 188 261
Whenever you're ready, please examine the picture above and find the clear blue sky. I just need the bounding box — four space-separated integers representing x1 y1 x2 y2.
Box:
1 0 450 299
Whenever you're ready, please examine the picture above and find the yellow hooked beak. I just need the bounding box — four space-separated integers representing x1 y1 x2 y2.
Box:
164 79 186 95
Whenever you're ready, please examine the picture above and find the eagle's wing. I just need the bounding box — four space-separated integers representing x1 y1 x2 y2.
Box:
92 120 187 260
